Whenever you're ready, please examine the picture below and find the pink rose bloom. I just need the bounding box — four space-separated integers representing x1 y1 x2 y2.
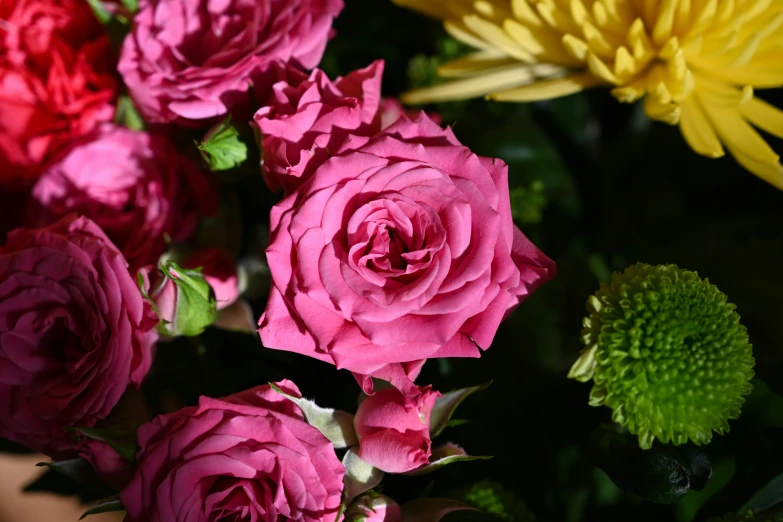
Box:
0 215 158 458
354 386 440 473
76 439 133 491
254 60 384 193
30 124 217 270
0 0 118 185
346 494 402 522
120 380 345 522
147 248 240 323
118 0 344 126
380 98 441 130
258 114 556 394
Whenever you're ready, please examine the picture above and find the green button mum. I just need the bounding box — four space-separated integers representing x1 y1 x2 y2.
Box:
569 263 755 450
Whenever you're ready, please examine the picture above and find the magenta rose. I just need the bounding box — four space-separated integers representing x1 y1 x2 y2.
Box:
253 60 384 193
0 215 158 458
120 380 345 522
258 114 556 394
29 124 217 270
354 385 440 473
118 0 344 126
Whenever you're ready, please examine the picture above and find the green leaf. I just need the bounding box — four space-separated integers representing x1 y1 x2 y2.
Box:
429 381 491 438
340 449 384 518
86 0 112 23
64 427 137 463
269 383 357 448
739 472 783 515
404 443 492 477
36 458 106 492
159 261 218 337
115 95 145 131
198 117 248 171
80 499 124 520
120 0 138 13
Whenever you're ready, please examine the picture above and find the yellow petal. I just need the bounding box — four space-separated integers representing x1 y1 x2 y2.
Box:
511 0 544 27
463 13 536 62
400 64 565 104
644 95 681 125
488 73 602 102
740 97 783 139
701 97 780 164
727 147 783 189
680 97 725 158
437 51 518 78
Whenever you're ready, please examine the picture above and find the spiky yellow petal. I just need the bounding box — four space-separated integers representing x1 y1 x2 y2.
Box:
394 0 783 189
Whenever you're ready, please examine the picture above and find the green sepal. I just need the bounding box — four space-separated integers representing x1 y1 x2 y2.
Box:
269 383 357 448
159 261 218 337
338 449 385 520
64 426 138 463
80 498 124 520
35 458 107 492
429 381 491 437
404 443 492 477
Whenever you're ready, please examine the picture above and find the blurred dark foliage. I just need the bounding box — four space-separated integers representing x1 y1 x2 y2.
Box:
4 1 783 521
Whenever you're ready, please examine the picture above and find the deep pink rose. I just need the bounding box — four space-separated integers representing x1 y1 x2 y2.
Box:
253 60 384 193
29 124 217 270
76 438 133 491
118 0 344 126
0 0 117 185
354 386 440 473
0 215 158 458
258 114 556 394
120 380 345 522
380 98 441 130
346 494 402 522
146 248 240 325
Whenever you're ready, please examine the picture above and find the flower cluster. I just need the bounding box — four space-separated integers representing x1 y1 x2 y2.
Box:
0 0 769 520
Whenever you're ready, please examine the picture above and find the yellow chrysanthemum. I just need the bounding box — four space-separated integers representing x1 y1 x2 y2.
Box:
394 0 783 189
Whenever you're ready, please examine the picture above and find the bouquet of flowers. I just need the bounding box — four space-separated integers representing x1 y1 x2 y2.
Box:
1 1 782 522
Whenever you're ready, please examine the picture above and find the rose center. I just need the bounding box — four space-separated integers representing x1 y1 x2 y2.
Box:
347 196 446 284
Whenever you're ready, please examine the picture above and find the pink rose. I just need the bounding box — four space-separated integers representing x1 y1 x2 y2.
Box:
118 0 344 126
120 380 345 522
258 114 555 393
380 98 441 130
254 61 384 193
346 494 402 522
354 386 440 473
29 124 217 270
147 248 240 324
0 0 117 185
0 215 158 458
76 439 133 491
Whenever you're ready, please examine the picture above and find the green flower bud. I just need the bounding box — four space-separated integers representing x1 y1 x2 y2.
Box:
569 263 755 449
449 480 534 521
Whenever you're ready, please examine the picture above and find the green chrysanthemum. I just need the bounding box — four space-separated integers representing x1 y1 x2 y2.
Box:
569 263 755 449
449 480 535 522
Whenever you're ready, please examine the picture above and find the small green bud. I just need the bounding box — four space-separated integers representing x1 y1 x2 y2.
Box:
570 263 755 449
198 117 248 171
157 261 218 337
